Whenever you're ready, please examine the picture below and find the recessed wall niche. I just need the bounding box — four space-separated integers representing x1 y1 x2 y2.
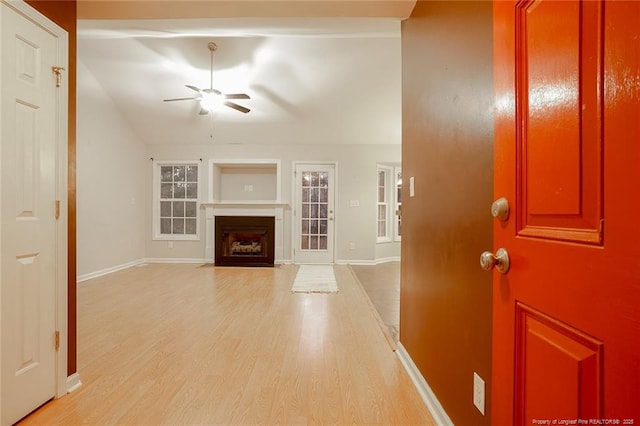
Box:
208 159 281 203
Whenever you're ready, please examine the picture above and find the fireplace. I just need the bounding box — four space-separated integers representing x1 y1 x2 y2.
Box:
215 216 275 267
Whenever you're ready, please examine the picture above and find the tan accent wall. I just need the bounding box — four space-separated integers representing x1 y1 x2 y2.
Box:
400 1 494 424
24 0 77 376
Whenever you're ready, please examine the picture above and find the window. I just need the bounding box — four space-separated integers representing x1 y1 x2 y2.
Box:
377 165 392 242
377 164 401 243
394 167 402 241
153 161 199 240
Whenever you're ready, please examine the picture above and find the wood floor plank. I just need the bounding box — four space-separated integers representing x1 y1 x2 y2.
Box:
19 264 434 425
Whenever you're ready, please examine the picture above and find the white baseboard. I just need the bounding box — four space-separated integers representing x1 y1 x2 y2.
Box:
376 256 401 264
144 257 208 264
396 342 453 426
66 372 82 393
275 258 292 265
335 259 377 265
77 258 146 283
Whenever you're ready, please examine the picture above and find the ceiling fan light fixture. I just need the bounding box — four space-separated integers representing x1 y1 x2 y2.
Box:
200 91 224 112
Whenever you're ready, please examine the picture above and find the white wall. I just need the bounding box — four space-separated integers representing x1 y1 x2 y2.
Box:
76 60 147 278
145 143 401 263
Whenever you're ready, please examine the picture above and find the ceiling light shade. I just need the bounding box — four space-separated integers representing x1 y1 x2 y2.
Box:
200 91 224 111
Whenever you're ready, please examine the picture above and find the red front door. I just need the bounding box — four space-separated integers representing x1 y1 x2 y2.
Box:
492 1 640 424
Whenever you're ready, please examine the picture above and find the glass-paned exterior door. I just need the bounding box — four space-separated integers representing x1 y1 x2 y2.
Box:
294 163 335 264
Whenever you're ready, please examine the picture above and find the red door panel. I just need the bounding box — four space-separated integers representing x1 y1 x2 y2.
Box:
516 0 603 244
493 0 640 424
515 303 603 423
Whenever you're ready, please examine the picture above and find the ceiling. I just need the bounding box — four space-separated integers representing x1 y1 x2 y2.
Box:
77 1 414 145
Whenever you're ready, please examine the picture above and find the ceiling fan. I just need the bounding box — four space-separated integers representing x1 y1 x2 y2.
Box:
163 42 250 115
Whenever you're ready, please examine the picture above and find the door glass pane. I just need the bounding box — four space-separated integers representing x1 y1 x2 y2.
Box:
320 220 327 235
302 188 309 202
302 220 310 234
310 220 318 234
320 204 328 218
319 172 328 187
311 172 319 186
311 204 319 219
301 235 309 250
319 236 327 250
302 204 310 218
310 236 318 250
310 188 319 202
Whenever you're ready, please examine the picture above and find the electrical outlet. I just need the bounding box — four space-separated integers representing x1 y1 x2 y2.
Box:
473 372 485 415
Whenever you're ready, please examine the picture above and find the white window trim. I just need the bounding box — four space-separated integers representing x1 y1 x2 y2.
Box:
152 160 201 241
377 165 393 243
394 166 402 242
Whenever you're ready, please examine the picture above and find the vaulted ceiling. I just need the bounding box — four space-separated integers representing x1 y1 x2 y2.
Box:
77 1 414 145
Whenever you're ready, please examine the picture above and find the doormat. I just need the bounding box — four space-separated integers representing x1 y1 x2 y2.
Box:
291 265 338 293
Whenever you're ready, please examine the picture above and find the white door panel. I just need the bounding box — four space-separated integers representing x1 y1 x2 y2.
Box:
1 3 60 424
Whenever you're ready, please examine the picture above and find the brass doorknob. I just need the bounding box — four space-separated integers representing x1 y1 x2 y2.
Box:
480 248 510 274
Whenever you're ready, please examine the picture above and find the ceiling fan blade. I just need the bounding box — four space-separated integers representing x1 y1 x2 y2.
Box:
224 101 250 113
163 97 200 102
204 88 222 95
185 85 202 93
198 108 209 115
224 93 250 100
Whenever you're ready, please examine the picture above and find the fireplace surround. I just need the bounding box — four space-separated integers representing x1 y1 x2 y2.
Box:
215 216 275 267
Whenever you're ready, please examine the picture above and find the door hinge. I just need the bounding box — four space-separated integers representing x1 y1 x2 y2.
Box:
52 66 65 88
599 218 605 234
54 331 60 352
55 200 60 220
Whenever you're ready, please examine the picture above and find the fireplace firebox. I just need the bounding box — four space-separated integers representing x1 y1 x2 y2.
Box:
215 216 275 267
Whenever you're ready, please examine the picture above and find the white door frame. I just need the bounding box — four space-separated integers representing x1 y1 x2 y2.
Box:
0 0 69 418
291 161 338 264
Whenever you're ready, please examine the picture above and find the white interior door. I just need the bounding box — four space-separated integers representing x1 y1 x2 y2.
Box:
1 3 63 424
293 164 335 264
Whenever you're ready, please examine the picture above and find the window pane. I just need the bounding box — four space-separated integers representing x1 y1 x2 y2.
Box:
319 220 327 235
173 201 185 217
320 204 328 219
161 183 173 199
302 220 310 234
301 235 309 250
160 201 171 217
185 219 197 234
172 218 184 234
160 218 171 234
319 236 327 250
186 183 197 199
378 170 385 186
378 187 385 202
319 172 328 188
302 172 311 187
319 188 328 202
185 202 197 218
301 204 310 219
173 166 186 182
174 182 186 199
161 166 173 182
186 165 198 182
378 204 387 218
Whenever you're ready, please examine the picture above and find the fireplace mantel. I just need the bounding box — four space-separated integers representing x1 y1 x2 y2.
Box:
202 202 287 264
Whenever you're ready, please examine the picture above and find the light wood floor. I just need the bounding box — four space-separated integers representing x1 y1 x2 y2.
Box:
20 263 433 425
351 262 400 341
